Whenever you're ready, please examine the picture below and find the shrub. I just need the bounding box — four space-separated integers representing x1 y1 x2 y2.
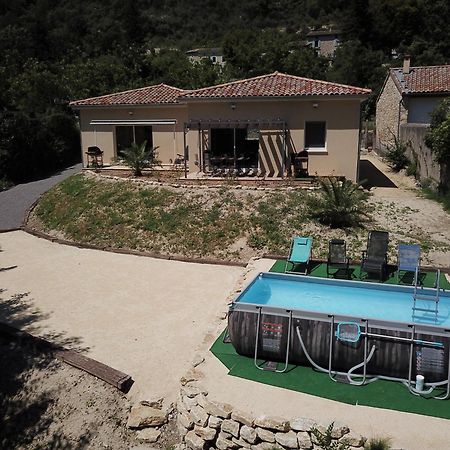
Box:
364 437 392 450
308 177 370 228
424 99 450 165
121 141 161 176
384 135 410 172
310 423 351 450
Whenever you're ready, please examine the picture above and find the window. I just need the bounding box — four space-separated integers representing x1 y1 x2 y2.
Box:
314 39 320 48
116 126 153 157
305 121 326 150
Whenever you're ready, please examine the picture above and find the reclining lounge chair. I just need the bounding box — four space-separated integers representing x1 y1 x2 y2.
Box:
397 243 421 284
285 236 312 275
361 230 389 281
327 239 350 278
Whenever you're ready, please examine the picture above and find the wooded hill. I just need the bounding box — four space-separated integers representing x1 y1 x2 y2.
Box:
1 0 449 185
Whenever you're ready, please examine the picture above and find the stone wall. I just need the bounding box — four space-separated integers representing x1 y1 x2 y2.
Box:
176 381 367 450
376 75 406 152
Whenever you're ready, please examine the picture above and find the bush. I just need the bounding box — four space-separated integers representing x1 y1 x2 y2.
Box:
308 177 370 228
310 423 351 450
364 437 392 450
384 135 410 172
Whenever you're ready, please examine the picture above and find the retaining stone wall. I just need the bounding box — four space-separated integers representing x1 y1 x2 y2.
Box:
176 382 367 450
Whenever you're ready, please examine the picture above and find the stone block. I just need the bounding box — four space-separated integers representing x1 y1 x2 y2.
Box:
194 425 217 441
185 430 206 450
200 396 233 419
290 418 316 432
216 436 238 450
240 425 257 444
256 428 275 443
254 416 290 432
342 433 366 447
275 431 298 448
297 432 312 449
208 416 223 429
251 443 283 450
221 419 240 438
127 405 167 428
231 410 254 427
232 437 252 448
136 428 161 443
190 406 209 427
179 411 194 430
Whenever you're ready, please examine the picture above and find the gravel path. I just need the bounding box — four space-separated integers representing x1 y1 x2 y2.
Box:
0 164 81 231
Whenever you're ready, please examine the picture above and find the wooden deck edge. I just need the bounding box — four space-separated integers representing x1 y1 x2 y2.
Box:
0 322 133 392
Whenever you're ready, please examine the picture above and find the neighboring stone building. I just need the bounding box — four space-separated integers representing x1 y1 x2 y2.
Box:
185 48 225 67
376 58 450 150
306 26 341 58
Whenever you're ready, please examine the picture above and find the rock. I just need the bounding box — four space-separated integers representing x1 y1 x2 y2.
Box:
178 411 194 430
192 354 205 368
216 436 238 450
177 422 189 437
140 398 164 410
182 385 202 398
232 410 254 427
297 432 313 449
185 430 206 450
182 395 199 410
251 443 283 450
194 425 217 441
275 431 298 448
342 433 366 447
254 416 290 432
218 312 228 320
232 437 251 448
180 370 200 386
240 425 257 444
208 416 223 429
218 431 232 440
256 428 275 443
221 419 240 438
200 397 233 419
127 405 168 428
290 418 316 432
136 428 161 443
190 406 209 427
331 423 350 439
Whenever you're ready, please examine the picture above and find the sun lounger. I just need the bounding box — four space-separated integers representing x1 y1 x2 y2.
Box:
361 230 389 281
397 244 421 284
327 239 350 278
285 236 313 274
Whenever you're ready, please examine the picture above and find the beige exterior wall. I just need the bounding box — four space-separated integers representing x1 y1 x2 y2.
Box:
78 106 188 166
186 98 362 181
376 75 407 151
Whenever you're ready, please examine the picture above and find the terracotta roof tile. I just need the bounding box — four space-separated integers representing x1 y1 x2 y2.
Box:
391 65 450 95
70 84 187 107
180 72 371 99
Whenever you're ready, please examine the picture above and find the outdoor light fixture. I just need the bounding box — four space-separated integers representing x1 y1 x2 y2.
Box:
312 102 319 108
230 103 236 110
128 111 133 115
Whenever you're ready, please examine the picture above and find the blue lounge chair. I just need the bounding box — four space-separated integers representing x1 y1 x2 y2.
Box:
397 244 421 284
285 236 313 274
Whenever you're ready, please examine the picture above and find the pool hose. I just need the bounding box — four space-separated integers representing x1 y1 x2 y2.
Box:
295 326 450 399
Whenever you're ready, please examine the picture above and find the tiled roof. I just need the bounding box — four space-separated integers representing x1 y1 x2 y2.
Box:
391 65 450 95
180 72 370 99
70 84 187 107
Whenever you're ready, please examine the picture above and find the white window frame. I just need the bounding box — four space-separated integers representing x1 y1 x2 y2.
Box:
304 121 327 153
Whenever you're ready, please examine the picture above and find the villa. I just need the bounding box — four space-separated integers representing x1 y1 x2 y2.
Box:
70 72 370 181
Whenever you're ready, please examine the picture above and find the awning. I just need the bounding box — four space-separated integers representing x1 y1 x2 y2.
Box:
90 119 177 126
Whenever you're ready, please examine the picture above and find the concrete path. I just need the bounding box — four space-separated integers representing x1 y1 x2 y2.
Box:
0 231 243 404
0 163 81 230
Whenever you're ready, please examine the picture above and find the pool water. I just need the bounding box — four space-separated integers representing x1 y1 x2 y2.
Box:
238 273 450 327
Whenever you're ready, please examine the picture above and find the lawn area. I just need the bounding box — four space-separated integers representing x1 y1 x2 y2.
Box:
30 172 450 264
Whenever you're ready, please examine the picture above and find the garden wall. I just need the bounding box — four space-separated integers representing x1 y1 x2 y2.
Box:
176 381 367 450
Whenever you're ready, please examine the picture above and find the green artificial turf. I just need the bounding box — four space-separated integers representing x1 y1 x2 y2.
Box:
211 330 450 419
269 260 450 289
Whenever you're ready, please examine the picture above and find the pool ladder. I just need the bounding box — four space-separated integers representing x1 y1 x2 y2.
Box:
412 268 441 320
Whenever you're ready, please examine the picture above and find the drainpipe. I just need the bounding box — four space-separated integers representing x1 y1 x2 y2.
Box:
397 96 405 138
356 105 363 182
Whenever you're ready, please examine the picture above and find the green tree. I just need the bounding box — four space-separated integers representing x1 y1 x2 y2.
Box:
424 99 450 165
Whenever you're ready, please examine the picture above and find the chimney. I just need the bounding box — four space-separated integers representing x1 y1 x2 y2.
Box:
402 55 411 74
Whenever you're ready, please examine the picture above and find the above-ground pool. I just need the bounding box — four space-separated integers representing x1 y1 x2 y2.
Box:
228 272 450 397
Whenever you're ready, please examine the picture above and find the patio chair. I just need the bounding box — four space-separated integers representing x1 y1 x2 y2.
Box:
327 239 350 278
360 230 389 281
285 236 313 275
397 244 421 284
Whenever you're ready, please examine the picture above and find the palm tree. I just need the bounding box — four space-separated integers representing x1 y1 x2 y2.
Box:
309 177 370 228
121 141 160 176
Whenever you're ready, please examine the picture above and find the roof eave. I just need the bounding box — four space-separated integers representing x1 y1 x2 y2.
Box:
70 102 187 109
181 93 370 102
